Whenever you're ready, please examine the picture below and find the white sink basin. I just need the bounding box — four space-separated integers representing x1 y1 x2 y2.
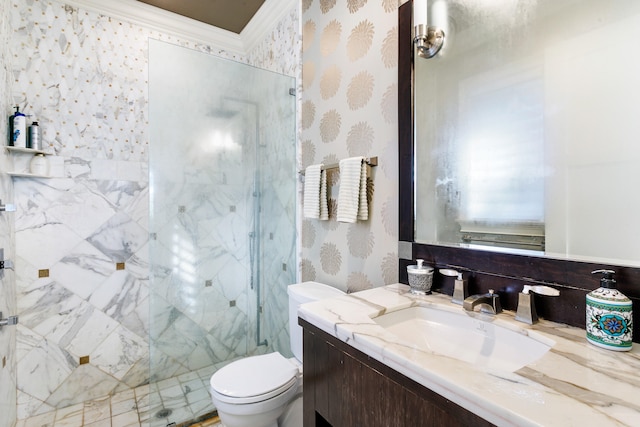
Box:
373 306 554 372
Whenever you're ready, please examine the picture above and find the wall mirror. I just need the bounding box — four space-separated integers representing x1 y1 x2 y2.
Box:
413 0 640 267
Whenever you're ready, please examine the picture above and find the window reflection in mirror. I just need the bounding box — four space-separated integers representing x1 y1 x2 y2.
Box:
414 0 640 266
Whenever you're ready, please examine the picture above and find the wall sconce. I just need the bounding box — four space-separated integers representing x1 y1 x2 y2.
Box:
413 0 445 59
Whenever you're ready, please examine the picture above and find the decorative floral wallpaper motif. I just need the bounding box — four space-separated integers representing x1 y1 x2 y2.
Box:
300 0 399 291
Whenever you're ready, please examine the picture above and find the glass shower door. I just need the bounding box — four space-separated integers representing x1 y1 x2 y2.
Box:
148 39 296 425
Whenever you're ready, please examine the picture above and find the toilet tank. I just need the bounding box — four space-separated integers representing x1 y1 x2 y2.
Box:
288 282 345 362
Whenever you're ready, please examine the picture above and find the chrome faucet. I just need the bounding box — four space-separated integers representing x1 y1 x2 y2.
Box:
515 285 560 324
463 290 502 314
451 272 469 305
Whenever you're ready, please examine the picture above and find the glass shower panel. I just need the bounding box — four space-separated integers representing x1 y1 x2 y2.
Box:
148 39 296 425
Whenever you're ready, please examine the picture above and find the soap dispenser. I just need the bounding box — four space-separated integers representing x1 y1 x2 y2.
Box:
586 269 633 351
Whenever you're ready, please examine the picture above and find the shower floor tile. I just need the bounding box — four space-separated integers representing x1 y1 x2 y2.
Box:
16 373 223 427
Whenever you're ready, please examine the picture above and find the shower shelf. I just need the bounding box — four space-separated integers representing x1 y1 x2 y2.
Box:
4 146 53 178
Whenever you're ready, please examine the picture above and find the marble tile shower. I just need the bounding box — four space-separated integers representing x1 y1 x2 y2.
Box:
148 40 296 425
7 0 299 426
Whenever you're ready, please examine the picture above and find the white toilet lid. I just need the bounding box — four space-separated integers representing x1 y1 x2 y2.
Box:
210 352 298 404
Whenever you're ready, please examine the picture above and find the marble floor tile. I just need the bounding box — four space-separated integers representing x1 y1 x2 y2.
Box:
52 417 83 427
176 370 200 383
111 410 140 427
23 411 55 427
159 383 185 401
111 397 137 417
196 364 216 380
19 371 222 427
134 389 157 414
83 397 111 424
155 376 180 392
163 406 193 426
133 384 150 397
55 403 84 425
189 398 214 421
111 388 135 403
83 419 110 427
185 388 210 406
54 403 83 424
181 377 206 395
136 399 163 425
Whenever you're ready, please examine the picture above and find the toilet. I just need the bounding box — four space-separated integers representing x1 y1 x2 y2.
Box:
209 282 345 427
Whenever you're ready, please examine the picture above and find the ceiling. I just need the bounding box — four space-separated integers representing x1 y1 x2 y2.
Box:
136 0 266 34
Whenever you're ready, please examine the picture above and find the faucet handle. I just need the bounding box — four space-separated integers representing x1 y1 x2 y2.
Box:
522 285 560 297
516 285 559 324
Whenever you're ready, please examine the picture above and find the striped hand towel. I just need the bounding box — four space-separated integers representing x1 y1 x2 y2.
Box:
319 169 329 220
303 164 323 219
337 156 368 223
357 160 368 221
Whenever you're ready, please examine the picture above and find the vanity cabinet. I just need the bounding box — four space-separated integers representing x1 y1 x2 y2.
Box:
301 319 494 427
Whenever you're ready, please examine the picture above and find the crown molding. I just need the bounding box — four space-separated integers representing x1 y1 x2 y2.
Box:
241 0 297 53
63 0 297 56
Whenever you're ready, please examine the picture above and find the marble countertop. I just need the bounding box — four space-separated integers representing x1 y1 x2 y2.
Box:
297 284 640 427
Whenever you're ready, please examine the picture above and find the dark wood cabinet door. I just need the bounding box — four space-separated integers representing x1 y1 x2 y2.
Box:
302 320 494 427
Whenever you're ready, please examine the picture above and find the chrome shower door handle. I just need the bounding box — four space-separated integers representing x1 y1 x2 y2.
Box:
0 312 19 328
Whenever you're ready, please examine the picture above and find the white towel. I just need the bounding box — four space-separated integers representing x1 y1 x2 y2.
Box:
337 156 368 223
319 170 329 220
303 164 323 219
357 160 368 221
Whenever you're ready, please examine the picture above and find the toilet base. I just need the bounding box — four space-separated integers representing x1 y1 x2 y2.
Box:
215 392 302 427
213 378 301 427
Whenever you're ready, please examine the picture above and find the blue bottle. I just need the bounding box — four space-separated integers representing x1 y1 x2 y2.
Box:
11 106 26 148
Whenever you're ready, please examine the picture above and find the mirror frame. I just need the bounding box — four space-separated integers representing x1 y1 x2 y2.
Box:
397 0 639 337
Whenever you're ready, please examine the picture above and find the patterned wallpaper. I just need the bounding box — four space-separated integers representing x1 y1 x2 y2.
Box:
8 0 299 420
300 0 400 292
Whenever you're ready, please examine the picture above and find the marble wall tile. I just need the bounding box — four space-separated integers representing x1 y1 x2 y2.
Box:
17 279 84 334
9 0 300 420
17 390 53 420
45 364 120 409
119 355 151 390
16 218 85 268
42 301 120 357
92 325 147 380
88 270 148 338
17 337 75 402
86 211 148 262
49 241 115 300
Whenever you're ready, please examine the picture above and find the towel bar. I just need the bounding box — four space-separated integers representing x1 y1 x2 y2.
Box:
299 156 377 175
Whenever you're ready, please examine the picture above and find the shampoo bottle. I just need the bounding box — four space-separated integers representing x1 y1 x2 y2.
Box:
28 120 41 150
11 106 26 148
586 269 633 351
